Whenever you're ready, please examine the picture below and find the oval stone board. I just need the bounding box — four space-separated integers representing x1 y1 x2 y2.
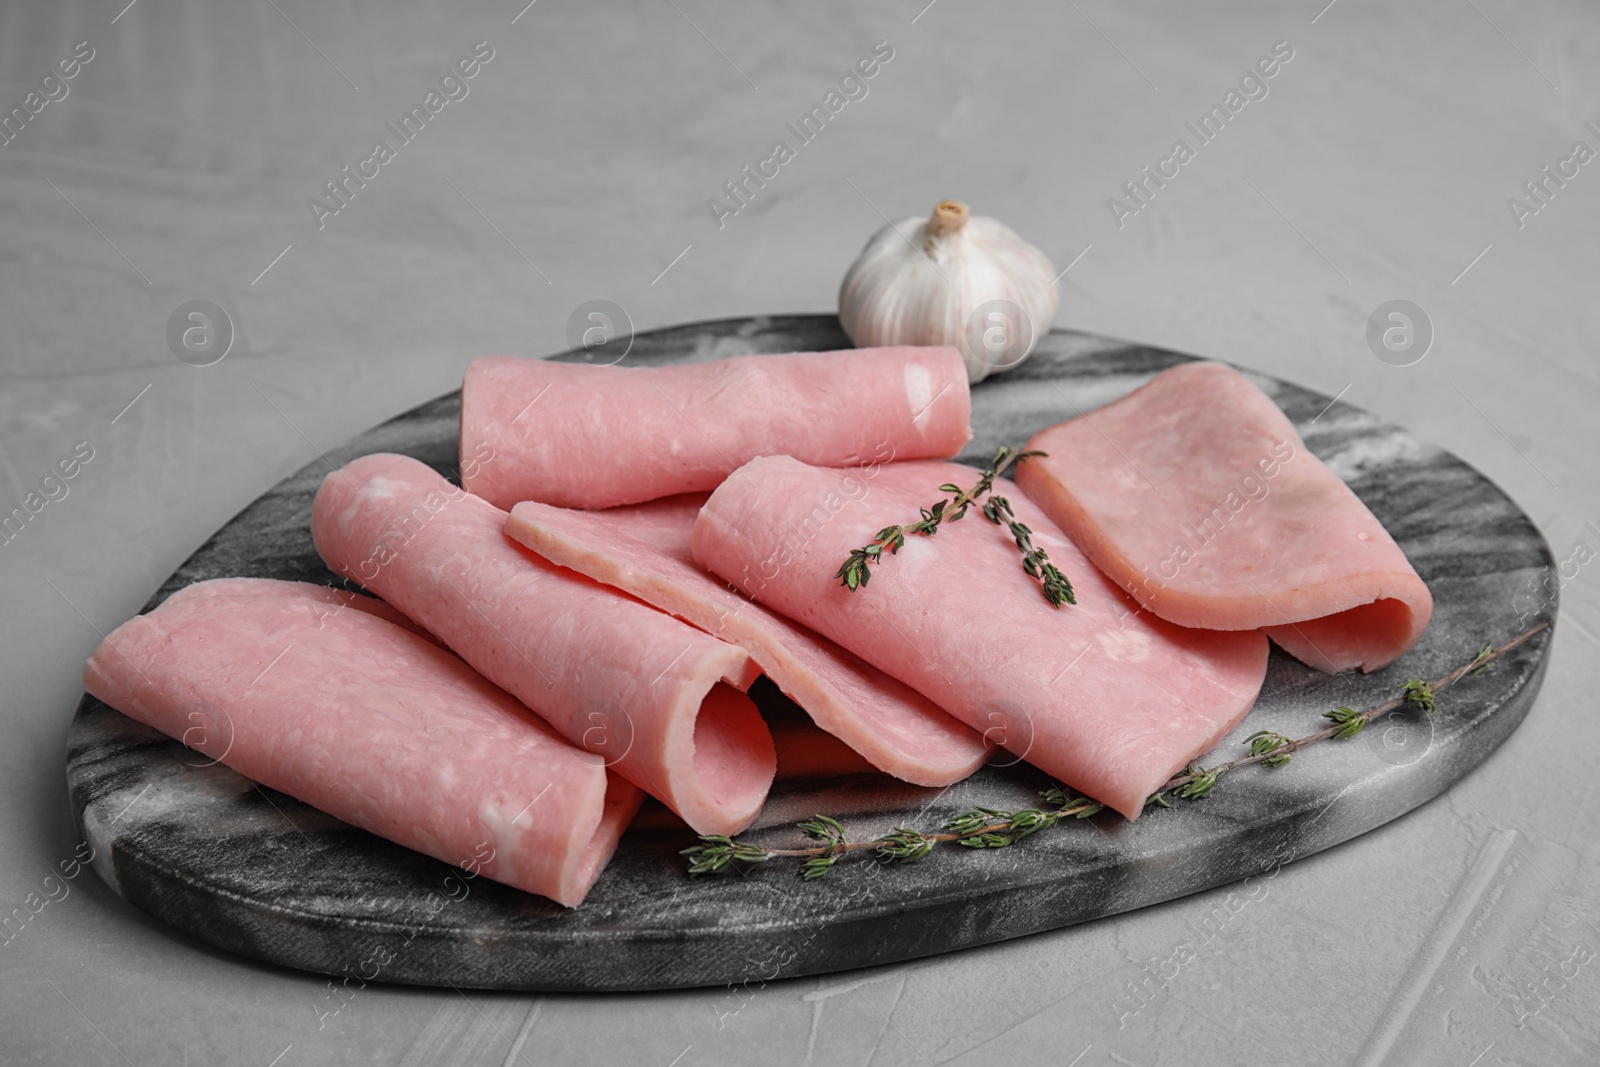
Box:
66 315 1557 992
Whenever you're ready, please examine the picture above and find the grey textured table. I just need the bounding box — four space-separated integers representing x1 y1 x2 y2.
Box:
3 2 1598 1065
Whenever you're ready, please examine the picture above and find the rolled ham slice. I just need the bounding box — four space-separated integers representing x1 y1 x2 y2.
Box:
503 494 991 786
461 347 972 509
83 577 642 908
311 453 774 836
1014 361 1433 673
166 573 444 645
693 457 1270 820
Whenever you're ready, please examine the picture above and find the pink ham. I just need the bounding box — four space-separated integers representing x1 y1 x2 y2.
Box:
311 453 774 836
770 713 880 780
168 574 446 645
83 578 642 908
693 457 1270 820
1015 362 1433 673
503 494 991 786
460 347 972 509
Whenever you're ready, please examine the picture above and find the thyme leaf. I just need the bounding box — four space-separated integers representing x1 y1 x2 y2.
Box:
1174 763 1225 800
1324 705 1367 740
678 835 774 875
875 828 936 862
1246 730 1294 767
1401 678 1437 716
797 814 848 879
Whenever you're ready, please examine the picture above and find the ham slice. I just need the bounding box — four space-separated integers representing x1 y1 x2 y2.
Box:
311 453 774 836
1014 361 1433 672
460 347 972 509
757 688 881 781
83 578 642 908
167 573 446 645
503 494 991 786
693 457 1270 820
770 715 880 780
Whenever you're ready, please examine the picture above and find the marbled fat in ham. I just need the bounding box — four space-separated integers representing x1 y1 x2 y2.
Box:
311 453 774 836
693 456 1270 820
1015 362 1433 672
83 578 642 908
504 493 991 786
460 347 972 509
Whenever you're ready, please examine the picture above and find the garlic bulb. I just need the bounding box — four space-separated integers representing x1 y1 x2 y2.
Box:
838 200 1059 383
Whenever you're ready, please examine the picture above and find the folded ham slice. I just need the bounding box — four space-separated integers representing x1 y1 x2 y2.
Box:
461 347 972 509
770 713 880 780
1014 361 1433 673
83 577 642 908
504 494 991 786
311 453 774 836
693 456 1270 819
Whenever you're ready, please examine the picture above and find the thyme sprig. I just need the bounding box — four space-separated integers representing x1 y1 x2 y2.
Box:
680 623 1548 879
833 446 1074 608
1151 620 1548 800
679 791 1104 876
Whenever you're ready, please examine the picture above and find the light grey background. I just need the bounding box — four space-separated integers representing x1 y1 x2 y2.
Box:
3 1 1598 1064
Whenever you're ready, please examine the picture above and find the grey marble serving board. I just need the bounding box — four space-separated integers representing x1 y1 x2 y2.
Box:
65 315 1556 992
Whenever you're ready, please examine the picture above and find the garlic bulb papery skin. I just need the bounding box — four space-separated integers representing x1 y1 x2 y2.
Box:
838 200 1060 384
